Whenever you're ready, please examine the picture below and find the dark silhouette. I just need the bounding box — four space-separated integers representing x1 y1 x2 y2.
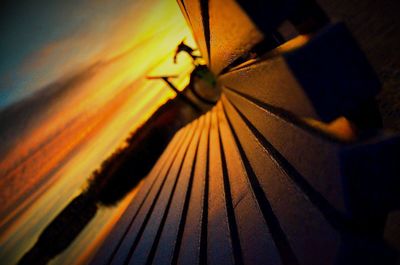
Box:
18 193 97 265
86 97 201 206
173 39 200 64
18 93 204 264
18 44 219 264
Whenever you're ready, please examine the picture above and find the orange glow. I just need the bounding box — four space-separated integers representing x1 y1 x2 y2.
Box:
303 116 358 142
275 34 310 54
0 1 198 264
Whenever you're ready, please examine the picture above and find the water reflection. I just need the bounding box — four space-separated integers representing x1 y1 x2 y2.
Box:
0 2 204 264
17 99 194 264
17 61 218 264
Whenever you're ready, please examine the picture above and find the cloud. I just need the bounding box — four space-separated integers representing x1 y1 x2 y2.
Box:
0 62 102 158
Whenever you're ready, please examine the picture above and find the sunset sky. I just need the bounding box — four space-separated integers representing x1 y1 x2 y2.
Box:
0 1 197 264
